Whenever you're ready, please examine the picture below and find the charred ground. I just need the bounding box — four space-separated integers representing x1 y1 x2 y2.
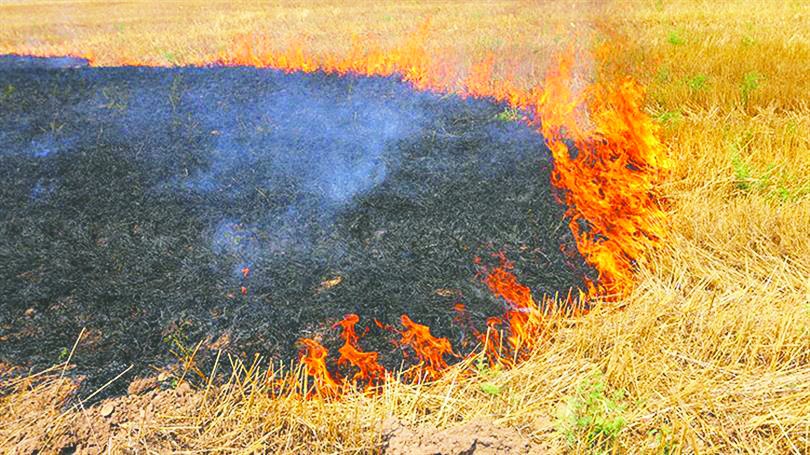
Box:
0 56 593 397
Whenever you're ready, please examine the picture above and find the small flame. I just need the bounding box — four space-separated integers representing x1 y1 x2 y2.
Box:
398 315 455 380
333 314 386 385
484 263 543 357
298 338 340 398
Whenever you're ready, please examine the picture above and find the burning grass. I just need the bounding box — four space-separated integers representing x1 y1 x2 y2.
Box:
1 0 809 453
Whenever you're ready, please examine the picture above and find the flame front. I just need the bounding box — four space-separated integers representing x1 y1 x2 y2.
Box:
535 55 670 296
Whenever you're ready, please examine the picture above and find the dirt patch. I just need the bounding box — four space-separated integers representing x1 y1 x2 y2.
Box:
3 375 199 454
382 417 543 455
3 370 555 453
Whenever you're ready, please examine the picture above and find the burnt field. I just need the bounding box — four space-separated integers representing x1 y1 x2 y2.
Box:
0 56 592 396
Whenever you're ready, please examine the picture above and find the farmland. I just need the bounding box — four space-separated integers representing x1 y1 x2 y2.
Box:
1 0 808 453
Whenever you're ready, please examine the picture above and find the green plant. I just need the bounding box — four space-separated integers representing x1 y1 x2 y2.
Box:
495 107 521 123
741 21 756 47
163 320 193 359
667 30 685 46
57 346 69 362
1 83 14 100
740 71 760 106
168 74 184 112
656 110 683 127
687 74 707 91
474 355 503 396
728 151 809 201
479 382 501 396
163 51 178 65
556 374 627 451
731 151 753 191
741 34 755 47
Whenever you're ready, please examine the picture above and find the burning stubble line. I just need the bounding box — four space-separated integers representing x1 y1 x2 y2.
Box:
1 23 667 398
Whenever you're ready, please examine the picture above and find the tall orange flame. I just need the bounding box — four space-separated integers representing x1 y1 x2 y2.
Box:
534 54 670 297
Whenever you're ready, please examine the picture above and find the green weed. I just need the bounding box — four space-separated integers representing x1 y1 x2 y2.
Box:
163 320 193 359
656 110 683 127
495 107 521 123
163 51 178 65
740 71 760 106
741 34 755 47
474 355 503 396
741 22 756 47
729 151 809 201
687 74 707 91
667 30 685 46
731 151 753 192
479 382 502 396
168 74 184 113
1 83 14 101
556 373 627 452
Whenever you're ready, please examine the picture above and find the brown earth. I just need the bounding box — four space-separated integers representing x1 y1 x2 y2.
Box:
3 374 200 454
3 374 546 454
382 417 545 455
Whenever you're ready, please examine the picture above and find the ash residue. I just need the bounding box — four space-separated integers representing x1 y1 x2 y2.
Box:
0 56 594 397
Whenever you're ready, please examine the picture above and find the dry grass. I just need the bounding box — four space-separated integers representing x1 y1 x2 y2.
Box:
1 0 808 453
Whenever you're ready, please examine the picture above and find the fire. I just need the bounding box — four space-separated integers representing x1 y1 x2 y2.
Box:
13 21 668 395
333 314 386 385
533 54 670 297
485 267 540 353
298 338 340 398
398 315 455 381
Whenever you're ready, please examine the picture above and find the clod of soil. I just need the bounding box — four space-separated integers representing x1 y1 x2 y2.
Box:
382 417 538 454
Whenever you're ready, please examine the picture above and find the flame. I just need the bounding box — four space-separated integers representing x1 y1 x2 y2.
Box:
398 315 455 381
298 338 340 398
533 54 670 297
11 21 668 395
333 314 386 385
484 264 544 357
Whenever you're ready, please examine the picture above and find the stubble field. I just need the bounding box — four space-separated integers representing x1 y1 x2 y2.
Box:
1 0 808 453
